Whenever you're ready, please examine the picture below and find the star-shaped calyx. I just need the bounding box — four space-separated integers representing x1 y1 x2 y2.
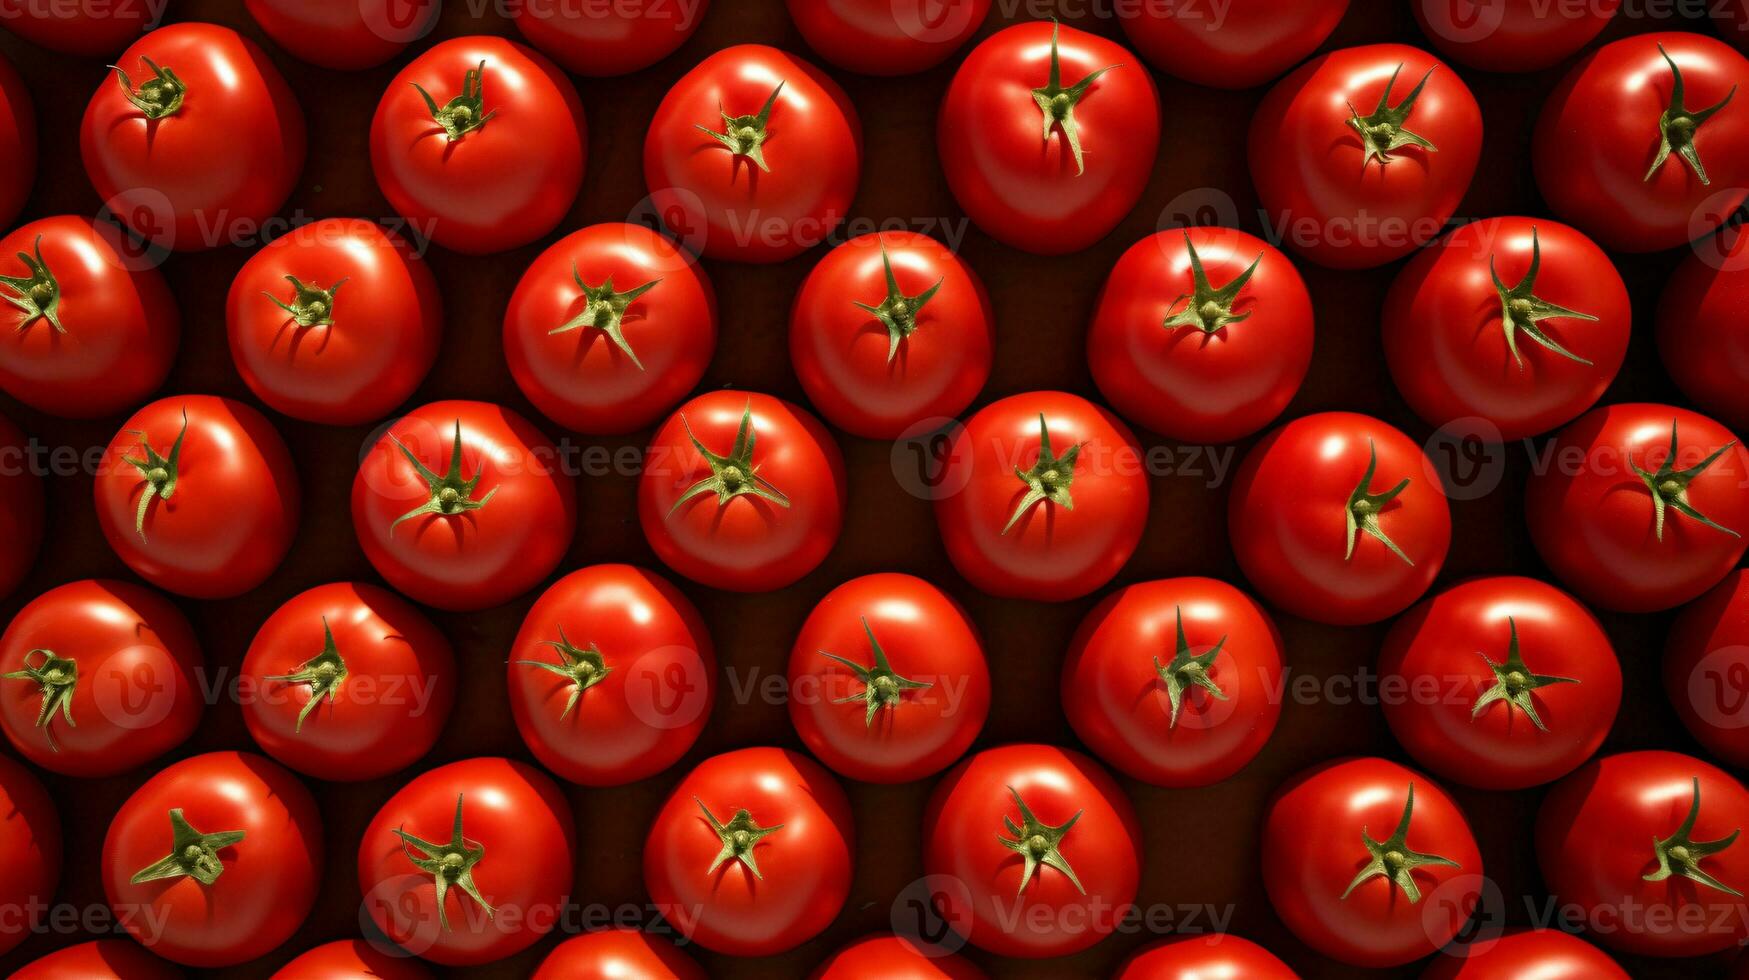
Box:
820 618 932 727
1 649 77 751
1031 20 1119 176
1003 413 1080 535
1339 783 1460 904
1153 607 1228 728
264 618 349 733
515 625 611 720
1346 63 1438 167
130 808 245 886
1345 440 1413 565
388 421 500 535
122 409 188 540
1491 227 1597 368
697 798 784 879
667 401 790 516
996 786 1085 895
549 265 661 371
853 248 944 364
1645 777 1743 896
1163 233 1261 335
1645 44 1737 185
265 275 348 329
395 794 495 930
1631 420 1740 542
1470 617 1577 732
696 82 783 172
0 236 64 333
413 60 497 141
112 56 184 119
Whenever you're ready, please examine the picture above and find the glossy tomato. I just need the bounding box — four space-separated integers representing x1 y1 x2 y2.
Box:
811 933 985 978
271 939 434 979
1659 221 1749 432
102 751 321 967
9 940 180 980
939 21 1158 255
1118 0 1348 89
514 0 709 76
0 754 57 959
1250 44 1482 269
1421 927 1629 979
247 0 438 70
1665 570 1749 768
1113 934 1296 979
644 44 860 262
790 230 993 439
532 929 704 980
353 400 576 611
645 747 854 956
0 0 151 55
0 412 42 600
504 222 717 435
1414 0 1618 72
0 51 33 230
371 36 585 254
787 0 988 75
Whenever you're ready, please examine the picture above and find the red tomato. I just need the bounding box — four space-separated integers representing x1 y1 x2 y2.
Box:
1113 934 1296 979
371 36 585 255
0 579 203 777
504 222 717 436
1061 577 1284 788
80 23 306 253
0 754 57 959
1414 0 1618 73
1665 570 1749 769
0 412 43 600
787 572 990 783
939 21 1158 255
1535 33 1749 252
508 564 715 786
532 929 704 980
1087 227 1313 444
359 757 575 966
1659 222 1749 432
0 215 179 419
102 751 321 967
227 218 442 426
1118 0 1348 89
934 391 1148 601
644 747 854 956
786 0 989 76
0 51 34 230
352 400 576 611
1421 927 1629 979
1537 750 1749 956
1229 411 1451 625
638 390 845 591
94 395 300 599
1262 757 1482 967
1250 44 1482 269
644 45 861 262
811 933 985 979
1379 576 1621 790
513 0 709 76
271 939 434 979
0 0 151 56
789 231 993 439
9 940 180 980
1525 403 1749 612
247 0 438 71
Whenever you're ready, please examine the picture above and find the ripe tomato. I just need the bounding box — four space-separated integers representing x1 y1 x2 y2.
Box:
353 400 576 611
1229 412 1451 625
811 933 985 978
272 939 434 979
1535 33 1749 253
1263 757 1481 967
102 751 321 967
1421 927 1629 979
514 0 710 76
1250 44 1482 269
789 230 993 439
638 390 845 591
1379 576 1621 790
508 564 715 786
1526 403 1749 612
227 218 442 426
9 940 180 980
1659 222 1749 432
934 391 1148 601
0 215 179 419
1117 0 1348 89
532 929 704 980
80 23 306 253
939 21 1158 255
1113 934 1296 979
0 412 43 600
359 757 575 966
0 0 150 56
786 0 989 76
0 754 57 959
1413 0 1618 73
1538 750 1749 956
504 222 717 436
644 45 860 263
0 51 34 231
787 572 989 783
247 0 438 71
94 395 299 599
645 747 854 956
1665 570 1749 769
1061 577 1284 788
1086 227 1313 444
371 36 585 255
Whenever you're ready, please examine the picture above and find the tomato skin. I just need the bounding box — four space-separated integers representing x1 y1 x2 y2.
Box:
532 929 705 980
0 0 150 56
1087 227 1313 444
938 22 1159 255
514 0 710 76
271 939 434 979
0 216 179 420
1061 577 1284 788
0 412 43 601
247 0 438 71
1659 223 1749 433
103 751 322 967
645 747 854 956
507 564 716 786
0 755 58 959
1117 0 1348 89
0 52 34 231
9 940 181 980
1413 0 1618 73
1421 927 1629 979
505 223 717 436
1379 576 1621 790
786 0 989 76
1250 44 1482 269
1113 934 1296 979
1665 570 1749 768
371 37 586 255
810 933 986 979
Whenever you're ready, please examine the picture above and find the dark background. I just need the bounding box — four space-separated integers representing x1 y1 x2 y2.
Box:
0 0 1740 977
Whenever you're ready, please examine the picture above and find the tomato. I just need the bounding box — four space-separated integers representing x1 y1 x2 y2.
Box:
790 230 993 439
1414 0 1618 73
513 0 710 76
227 218 442 426
934 391 1148 601
638 390 845 592
1525 403 1749 613
1379 576 1621 790
359 757 574 966
353 400 576 611
1665 570 1749 769
247 0 438 71
102 751 321 967
1421 927 1629 979
1086 227 1313 444
1113 934 1296 979
1263 757 1481 967
811 933 985 979
1659 222 1749 432
1535 33 1749 253
1061 577 1284 788
0 215 179 420
939 21 1158 255
1117 0 1348 89
644 747 854 956
1384 217 1630 442
0 754 57 959
532 929 704 980
786 0 988 76
371 36 585 255
508 564 715 786
1229 411 1451 625
94 395 299 599
0 0 151 56
1250 44 1482 269
271 939 433 979
1537 750 1749 956
0 412 43 600
0 51 34 231
9 940 180 980
504 222 717 436
644 45 861 263
80 23 305 253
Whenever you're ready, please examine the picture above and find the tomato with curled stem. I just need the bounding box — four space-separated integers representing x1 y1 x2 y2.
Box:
811 933 985 978
271 939 434 979
247 0 438 71
1113 934 1296 979
531 928 704 979
0 412 42 601
1421 927 1629 979
10 940 181 979
0 52 33 231
0 0 152 56
514 0 709 76
786 0 989 76
0 754 57 959
1117 0 1348 89
1665 570 1749 769
1659 222 1749 433
1413 0 1618 73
